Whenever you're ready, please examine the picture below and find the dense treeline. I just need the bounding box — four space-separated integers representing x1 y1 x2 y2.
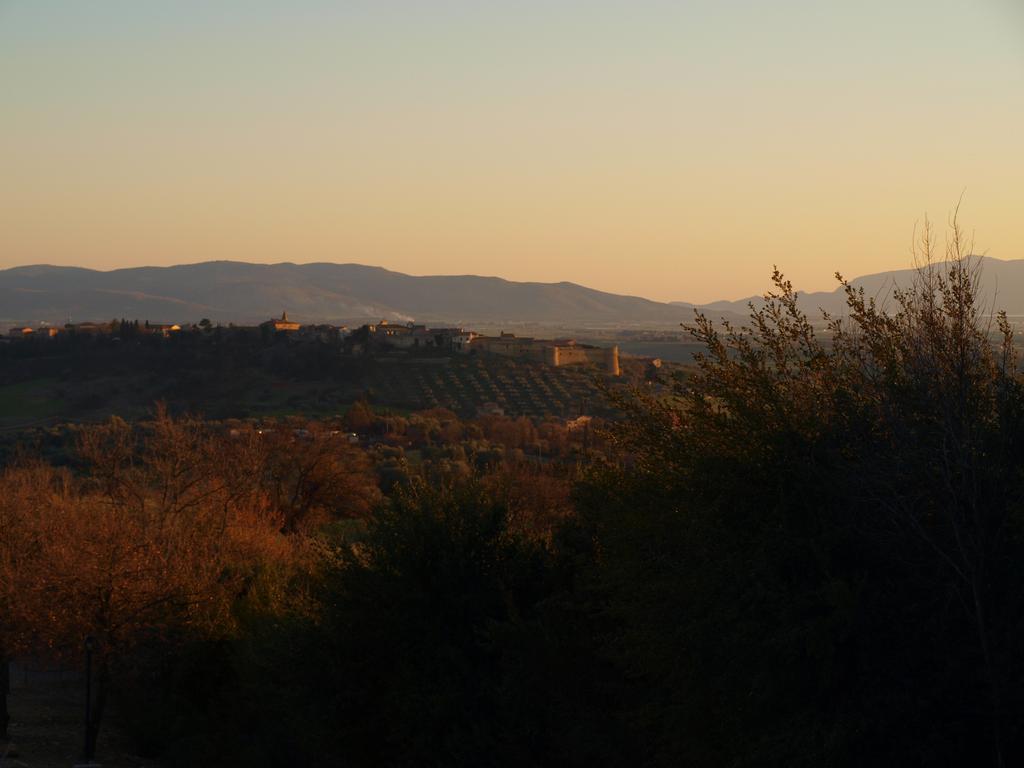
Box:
4 219 1024 766
0 325 350 420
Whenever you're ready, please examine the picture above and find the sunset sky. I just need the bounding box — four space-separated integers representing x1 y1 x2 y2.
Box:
2 1 1022 303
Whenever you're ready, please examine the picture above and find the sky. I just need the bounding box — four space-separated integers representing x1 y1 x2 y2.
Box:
1 1 1022 303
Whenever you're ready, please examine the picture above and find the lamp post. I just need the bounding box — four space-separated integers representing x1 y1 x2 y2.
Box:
82 635 95 764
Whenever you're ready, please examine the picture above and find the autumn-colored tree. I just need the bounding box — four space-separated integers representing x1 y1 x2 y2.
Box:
2 408 300 757
483 462 574 542
0 460 61 741
247 421 381 531
478 415 538 450
342 399 376 432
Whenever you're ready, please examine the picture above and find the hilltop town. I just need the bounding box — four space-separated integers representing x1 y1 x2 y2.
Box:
5 312 622 375
0 311 669 433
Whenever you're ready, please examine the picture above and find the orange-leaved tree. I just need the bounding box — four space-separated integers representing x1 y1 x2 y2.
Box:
3 408 301 757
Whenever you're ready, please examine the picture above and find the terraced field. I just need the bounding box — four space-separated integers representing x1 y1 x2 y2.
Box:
358 356 614 417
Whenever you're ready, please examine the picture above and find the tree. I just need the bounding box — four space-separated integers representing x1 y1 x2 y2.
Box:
2 408 298 757
225 477 622 768
0 460 57 742
578 211 1024 766
483 460 574 542
342 399 376 432
251 421 381 531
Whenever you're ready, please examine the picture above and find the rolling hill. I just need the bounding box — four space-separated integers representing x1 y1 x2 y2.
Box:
683 256 1024 317
3 257 1021 329
0 262 694 326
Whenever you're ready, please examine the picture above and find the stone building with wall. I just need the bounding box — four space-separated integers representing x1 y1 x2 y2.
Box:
471 332 619 375
353 323 619 375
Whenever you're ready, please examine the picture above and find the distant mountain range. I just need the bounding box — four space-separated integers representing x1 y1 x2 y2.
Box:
674 257 1023 317
0 258 1020 328
0 262 692 326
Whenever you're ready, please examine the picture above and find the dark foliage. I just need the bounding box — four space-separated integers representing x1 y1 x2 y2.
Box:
575 223 1024 766
13 218 1024 768
140 480 625 767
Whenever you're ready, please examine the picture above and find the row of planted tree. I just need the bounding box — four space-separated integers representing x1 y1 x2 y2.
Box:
4 221 1024 766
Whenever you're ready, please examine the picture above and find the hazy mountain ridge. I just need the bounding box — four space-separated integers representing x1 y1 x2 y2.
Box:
682 256 1024 317
3 257 1020 327
0 261 694 326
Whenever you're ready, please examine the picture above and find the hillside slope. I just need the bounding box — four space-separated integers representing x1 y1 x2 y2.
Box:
688 256 1024 317
0 262 691 325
